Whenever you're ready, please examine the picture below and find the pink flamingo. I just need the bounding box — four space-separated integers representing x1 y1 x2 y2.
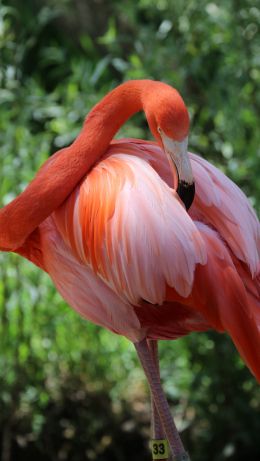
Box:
0 80 259 461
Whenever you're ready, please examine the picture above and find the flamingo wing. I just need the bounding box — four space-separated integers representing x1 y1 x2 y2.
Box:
52 149 206 306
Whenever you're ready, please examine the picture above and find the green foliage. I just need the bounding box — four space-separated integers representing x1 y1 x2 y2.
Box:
0 1 259 460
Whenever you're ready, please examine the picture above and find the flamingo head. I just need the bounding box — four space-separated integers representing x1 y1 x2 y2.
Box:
144 83 195 210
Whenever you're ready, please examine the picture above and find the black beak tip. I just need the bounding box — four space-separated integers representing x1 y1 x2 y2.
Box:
177 181 195 210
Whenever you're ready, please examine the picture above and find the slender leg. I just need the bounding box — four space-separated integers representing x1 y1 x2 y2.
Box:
135 338 190 461
148 340 165 440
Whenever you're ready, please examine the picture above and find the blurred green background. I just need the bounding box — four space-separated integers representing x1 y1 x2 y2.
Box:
0 0 259 460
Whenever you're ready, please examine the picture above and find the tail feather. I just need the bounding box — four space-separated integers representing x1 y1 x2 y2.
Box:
193 224 260 382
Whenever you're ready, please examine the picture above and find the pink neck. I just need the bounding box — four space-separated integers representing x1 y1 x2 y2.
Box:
0 80 157 250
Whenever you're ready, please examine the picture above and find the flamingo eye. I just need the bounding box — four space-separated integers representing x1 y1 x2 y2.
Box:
157 126 162 134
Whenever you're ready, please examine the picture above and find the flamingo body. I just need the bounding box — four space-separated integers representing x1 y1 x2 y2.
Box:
15 139 260 380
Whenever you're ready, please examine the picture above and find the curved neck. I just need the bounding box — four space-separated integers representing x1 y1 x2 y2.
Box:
0 80 155 251
83 80 145 144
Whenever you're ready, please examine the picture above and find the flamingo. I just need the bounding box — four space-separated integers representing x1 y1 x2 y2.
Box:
0 80 259 461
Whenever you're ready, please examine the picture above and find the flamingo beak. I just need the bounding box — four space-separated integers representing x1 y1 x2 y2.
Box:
159 131 195 210
177 178 195 211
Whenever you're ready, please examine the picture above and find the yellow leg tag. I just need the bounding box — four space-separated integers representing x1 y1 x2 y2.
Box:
150 439 169 460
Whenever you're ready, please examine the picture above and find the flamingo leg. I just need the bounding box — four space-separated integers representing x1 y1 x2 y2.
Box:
148 340 165 440
135 338 190 461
